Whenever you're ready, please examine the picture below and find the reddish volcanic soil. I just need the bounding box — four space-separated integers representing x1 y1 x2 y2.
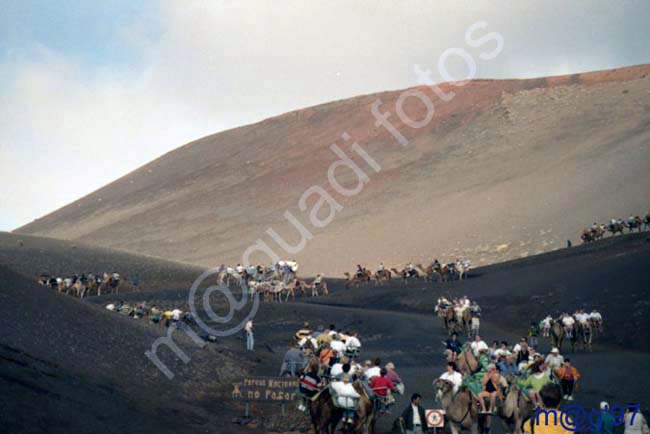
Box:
15 65 650 277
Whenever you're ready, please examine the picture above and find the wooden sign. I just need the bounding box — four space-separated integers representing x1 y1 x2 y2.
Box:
231 377 299 402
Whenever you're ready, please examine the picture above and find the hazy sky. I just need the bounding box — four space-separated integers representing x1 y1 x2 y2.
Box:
2 1 649 231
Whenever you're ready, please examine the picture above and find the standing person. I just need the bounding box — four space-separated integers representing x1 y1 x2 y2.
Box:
528 322 540 348
471 314 481 338
132 274 140 291
624 405 649 434
554 359 580 401
244 319 254 351
594 402 615 434
280 343 304 377
400 393 427 434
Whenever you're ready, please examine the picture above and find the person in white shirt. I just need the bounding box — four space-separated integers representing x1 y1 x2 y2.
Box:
365 358 382 380
400 393 426 434
330 335 346 354
171 308 183 322
561 313 575 337
541 315 553 337
345 333 361 351
331 374 360 424
471 335 488 356
545 348 564 371
244 320 254 351
438 361 463 394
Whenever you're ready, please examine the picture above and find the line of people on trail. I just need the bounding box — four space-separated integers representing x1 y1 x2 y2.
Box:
539 309 603 352
435 296 482 337
38 271 131 298
105 301 194 329
346 258 472 288
283 323 406 429
580 213 650 242
217 261 329 302
442 333 582 415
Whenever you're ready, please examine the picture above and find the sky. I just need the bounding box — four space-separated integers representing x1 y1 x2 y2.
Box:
1 0 650 231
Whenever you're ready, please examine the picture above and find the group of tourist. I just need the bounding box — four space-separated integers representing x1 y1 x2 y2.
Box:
580 212 650 242
283 322 406 422
443 333 582 412
38 271 129 298
105 301 193 328
540 309 603 338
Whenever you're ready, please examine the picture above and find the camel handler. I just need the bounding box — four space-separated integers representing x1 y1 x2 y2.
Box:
399 393 427 434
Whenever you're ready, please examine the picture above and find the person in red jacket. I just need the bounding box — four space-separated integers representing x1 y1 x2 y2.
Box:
370 368 396 413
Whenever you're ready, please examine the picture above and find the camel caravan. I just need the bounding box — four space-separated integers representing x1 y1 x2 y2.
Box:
38 271 126 299
435 296 482 338
438 330 587 434
540 309 603 353
215 261 329 303
580 212 650 243
344 259 472 288
283 323 404 434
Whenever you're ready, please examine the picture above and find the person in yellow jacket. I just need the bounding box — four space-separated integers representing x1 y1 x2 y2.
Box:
523 383 575 434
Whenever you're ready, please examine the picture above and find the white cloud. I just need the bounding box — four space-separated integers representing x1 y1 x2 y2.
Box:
1 0 649 230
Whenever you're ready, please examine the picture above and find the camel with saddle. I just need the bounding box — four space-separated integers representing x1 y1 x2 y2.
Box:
440 350 532 434
373 269 392 285
343 271 371 289
390 266 420 284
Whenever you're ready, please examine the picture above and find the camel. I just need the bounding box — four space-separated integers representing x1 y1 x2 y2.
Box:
456 346 480 376
461 308 472 337
433 262 452 283
373 269 392 285
308 386 342 434
390 267 419 285
309 280 329 297
308 380 376 434
492 381 533 434
607 222 625 236
343 272 369 289
433 379 481 434
577 321 593 352
416 263 435 282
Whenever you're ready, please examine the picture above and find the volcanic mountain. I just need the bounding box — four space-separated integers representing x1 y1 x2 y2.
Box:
15 64 650 275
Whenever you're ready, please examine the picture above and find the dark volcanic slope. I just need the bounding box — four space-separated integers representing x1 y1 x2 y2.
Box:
312 232 650 352
15 65 650 275
0 231 204 292
0 254 251 434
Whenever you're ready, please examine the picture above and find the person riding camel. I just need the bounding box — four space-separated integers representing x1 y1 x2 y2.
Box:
378 262 385 272
356 264 365 279
541 315 553 337
561 313 575 337
478 364 506 414
438 361 463 393
298 356 322 412
370 368 396 413
331 374 361 425
519 360 551 408
444 332 463 361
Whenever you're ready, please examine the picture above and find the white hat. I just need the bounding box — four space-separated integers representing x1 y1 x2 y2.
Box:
600 402 609 410
551 347 559 353
477 341 489 352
